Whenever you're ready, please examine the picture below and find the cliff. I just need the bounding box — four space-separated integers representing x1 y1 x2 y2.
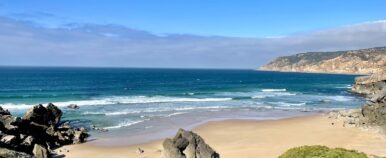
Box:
260 47 386 74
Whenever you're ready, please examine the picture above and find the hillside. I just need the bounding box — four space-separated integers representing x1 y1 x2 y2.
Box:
259 47 386 74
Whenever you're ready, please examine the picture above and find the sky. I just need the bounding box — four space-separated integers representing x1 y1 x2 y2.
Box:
0 0 386 68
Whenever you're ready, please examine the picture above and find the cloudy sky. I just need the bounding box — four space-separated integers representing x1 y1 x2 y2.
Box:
0 0 386 68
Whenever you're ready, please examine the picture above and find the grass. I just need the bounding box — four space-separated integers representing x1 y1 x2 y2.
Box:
279 145 368 158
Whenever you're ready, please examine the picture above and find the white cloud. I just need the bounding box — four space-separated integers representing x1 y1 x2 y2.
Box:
0 17 385 68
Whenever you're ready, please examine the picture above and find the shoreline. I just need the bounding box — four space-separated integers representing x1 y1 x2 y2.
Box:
55 113 386 158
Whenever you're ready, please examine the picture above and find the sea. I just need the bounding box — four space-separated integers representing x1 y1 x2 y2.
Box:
0 67 365 145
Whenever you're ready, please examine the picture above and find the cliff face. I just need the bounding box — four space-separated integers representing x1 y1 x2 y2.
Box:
260 47 386 74
352 73 386 96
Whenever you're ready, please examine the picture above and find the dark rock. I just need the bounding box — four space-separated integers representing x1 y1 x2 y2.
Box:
22 103 62 126
73 129 88 143
162 129 219 158
0 107 11 115
0 104 88 157
46 103 62 125
0 147 33 158
67 104 79 109
23 104 50 125
33 144 50 158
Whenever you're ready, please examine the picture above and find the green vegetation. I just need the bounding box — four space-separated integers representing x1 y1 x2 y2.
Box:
279 145 368 158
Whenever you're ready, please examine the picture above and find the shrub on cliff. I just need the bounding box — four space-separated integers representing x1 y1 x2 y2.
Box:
279 145 367 158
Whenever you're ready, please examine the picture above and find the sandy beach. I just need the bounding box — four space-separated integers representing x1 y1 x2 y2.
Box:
55 114 386 158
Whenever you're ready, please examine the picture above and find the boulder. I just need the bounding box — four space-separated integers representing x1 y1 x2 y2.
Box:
73 129 88 143
46 103 62 125
162 129 219 158
23 104 50 125
67 104 79 109
0 107 11 115
0 135 17 145
0 115 19 132
32 144 50 158
23 104 62 126
20 136 34 147
162 138 185 158
0 147 33 158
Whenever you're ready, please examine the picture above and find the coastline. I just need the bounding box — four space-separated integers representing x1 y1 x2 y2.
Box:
256 69 368 76
55 113 386 158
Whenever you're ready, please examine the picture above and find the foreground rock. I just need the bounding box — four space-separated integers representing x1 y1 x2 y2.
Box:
0 103 89 158
352 73 386 96
162 128 219 158
361 88 386 128
0 147 33 158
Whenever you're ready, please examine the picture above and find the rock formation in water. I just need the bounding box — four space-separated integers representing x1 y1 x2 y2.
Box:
260 47 386 74
162 128 220 158
0 103 89 158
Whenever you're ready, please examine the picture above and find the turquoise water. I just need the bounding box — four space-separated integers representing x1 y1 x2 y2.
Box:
0 67 364 142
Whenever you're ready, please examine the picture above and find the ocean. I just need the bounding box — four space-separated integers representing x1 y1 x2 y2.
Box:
0 67 365 144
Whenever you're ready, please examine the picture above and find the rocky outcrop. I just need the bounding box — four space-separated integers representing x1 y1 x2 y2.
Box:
352 73 386 96
162 129 219 158
0 147 33 158
260 47 386 74
330 73 386 130
361 88 386 127
0 104 89 158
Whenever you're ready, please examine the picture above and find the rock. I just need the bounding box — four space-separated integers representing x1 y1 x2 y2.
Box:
0 147 33 158
162 138 185 158
162 129 219 158
67 104 79 109
0 115 20 132
352 73 386 97
320 99 332 103
46 103 62 125
73 128 89 143
0 104 88 157
1 135 17 145
0 107 11 115
23 104 62 126
20 136 34 147
23 104 50 125
32 144 50 158
361 94 386 126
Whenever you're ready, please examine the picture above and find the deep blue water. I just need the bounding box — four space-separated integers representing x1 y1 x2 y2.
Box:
0 67 364 140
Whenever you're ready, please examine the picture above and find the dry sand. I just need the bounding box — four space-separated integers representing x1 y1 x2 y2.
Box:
55 114 386 158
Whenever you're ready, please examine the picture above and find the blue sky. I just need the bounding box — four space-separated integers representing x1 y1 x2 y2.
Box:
1 0 386 37
0 0 385 68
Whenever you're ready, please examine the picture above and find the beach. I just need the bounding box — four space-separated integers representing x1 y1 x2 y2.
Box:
56 114 386 158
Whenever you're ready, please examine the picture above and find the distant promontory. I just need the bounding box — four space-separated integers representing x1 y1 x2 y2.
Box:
259 47 386 74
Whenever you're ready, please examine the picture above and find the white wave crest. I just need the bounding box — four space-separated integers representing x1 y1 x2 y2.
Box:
268 102 306 107
104 120 144 129
261 89 287 92
1 96 232 110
